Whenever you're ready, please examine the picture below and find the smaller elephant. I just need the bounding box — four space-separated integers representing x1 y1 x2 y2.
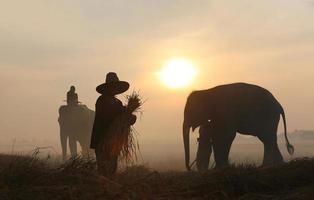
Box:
197 121 238 171
58 104 95 160
196 121 214 171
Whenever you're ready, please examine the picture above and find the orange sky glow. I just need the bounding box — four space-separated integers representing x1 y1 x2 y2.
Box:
0 1 314 158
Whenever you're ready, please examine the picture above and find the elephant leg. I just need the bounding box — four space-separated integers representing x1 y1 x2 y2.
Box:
60 131 67 161
258 116 283 166
213 129 236 168
196 128 212 171
273 144 284 164
78 134 95 159
80 143 88 158
78 138 90 159
69 137 77 157
259 135 283 166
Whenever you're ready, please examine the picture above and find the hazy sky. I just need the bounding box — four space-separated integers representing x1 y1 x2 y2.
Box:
0 0 314 150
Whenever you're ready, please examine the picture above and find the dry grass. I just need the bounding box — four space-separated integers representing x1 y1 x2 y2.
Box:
0 154 314 199
107 92 143 164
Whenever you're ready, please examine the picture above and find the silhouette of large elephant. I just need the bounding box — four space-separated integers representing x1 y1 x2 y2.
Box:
58 105 95 160
183 83 294 171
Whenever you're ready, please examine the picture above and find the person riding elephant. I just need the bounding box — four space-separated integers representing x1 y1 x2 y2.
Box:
59 86 94 160
91 72 136 176
67 86 80 106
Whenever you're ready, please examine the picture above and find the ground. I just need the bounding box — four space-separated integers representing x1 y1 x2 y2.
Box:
0 154 314 200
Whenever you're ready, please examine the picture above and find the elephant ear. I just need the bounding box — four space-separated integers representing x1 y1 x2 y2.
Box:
286 143 294 155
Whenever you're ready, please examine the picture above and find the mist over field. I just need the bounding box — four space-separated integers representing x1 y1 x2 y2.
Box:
0 0 314 173
1 130 313 171
2 1 314 199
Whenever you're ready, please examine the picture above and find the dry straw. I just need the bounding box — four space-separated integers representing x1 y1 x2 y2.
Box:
105 92 143 163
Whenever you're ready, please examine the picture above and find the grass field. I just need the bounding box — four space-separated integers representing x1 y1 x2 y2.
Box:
0 154 314 200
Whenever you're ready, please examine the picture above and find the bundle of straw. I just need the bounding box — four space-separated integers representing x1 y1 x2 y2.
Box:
105 92 142 163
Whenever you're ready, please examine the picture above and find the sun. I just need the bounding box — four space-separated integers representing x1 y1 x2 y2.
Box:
159 58 197 89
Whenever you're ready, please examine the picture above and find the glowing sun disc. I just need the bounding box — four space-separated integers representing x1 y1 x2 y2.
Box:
159 58 197 88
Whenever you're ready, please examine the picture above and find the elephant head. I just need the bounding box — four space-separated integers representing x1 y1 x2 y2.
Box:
183 90 214 170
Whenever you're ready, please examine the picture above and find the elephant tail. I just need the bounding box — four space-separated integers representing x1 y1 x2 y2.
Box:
280 107 294 155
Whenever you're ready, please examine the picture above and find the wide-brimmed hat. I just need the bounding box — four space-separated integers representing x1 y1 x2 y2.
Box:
96 72 130 95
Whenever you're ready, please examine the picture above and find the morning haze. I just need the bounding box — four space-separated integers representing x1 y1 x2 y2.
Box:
0 0 314 170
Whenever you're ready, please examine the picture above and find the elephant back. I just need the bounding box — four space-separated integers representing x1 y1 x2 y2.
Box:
58 105 95 139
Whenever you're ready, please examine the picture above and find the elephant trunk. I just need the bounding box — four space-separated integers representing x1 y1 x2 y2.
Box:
183 122 191 171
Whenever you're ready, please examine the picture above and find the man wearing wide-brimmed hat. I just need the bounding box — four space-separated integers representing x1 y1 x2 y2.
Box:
91 72 136 176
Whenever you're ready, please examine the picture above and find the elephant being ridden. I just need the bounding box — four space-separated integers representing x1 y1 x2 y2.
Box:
183 83 294 171
58 104 95 160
